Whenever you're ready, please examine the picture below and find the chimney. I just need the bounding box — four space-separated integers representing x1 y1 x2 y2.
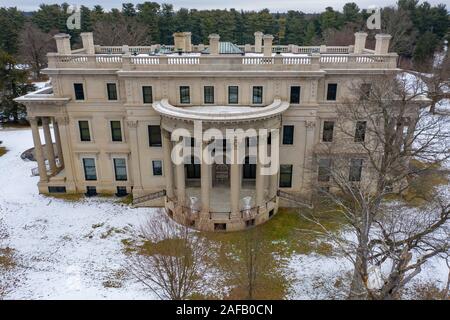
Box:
173 32 192 53
208 34 220 56
353 32 368 54
263 34 274 57
54 33 72 55
80 32 95 54
254 31 263 53
375 34 392 55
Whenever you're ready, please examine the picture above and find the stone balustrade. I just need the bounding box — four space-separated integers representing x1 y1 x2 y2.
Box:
47 52 398 71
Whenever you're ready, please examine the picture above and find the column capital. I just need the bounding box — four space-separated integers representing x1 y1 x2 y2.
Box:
41 117 51 125
27 116 39 125
127 120 138 128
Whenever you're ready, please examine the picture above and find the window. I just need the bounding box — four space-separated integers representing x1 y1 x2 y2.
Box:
78 121 91 142
318 158 332 182
349 159 363 182
228 86 239 104
74 83 85 100
243 156 256 179
322 121 334 142
86 186 97 196
180 86 190 104
279 165 293 188
252 86 263 104
214 223 226 231
113 158 127 181
245 219 255 228
152 160 163 176
142 86 153 104
148 125 162 147
282 125 294 145
290 86 301 104
48 186 66 193
204 86 214 104
326 83 337 101
107 83 118 100
360 83 372 100
110 121 122 142
186 157 201 179
116 186 128 197
354 121 367 142
83 158 97 181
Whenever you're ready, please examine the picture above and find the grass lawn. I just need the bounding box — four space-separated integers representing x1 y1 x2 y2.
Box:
122 207 347 300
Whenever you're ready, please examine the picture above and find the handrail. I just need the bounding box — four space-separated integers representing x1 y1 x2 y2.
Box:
133 189 166 205
277 190 313 209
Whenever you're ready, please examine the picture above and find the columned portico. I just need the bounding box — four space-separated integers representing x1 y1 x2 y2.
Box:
153 99 288 231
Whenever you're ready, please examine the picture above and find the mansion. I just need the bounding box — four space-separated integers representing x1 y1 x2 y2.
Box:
17 31 403 231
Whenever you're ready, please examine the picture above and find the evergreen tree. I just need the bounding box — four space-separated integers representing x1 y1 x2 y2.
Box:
0 7 25 55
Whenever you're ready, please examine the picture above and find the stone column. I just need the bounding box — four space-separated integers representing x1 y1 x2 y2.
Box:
230 138 241 215
176 153 186 205
55 116 76 192
200 141 210 213
53 120 64 168
29 117 47 182
42 117 57 175
255 138 265 208
269 172 278 199
254 31 263 53
162 130 174 198
127 120 143 193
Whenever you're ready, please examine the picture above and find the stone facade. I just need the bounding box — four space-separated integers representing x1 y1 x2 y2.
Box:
16 31 402 231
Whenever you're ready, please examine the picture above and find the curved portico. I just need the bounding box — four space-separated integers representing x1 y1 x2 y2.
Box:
153 99 289 231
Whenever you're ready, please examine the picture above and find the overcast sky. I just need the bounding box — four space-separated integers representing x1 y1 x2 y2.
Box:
0 0 447 13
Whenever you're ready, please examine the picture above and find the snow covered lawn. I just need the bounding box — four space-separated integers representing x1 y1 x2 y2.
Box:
0 128 157 299
0 127 448 300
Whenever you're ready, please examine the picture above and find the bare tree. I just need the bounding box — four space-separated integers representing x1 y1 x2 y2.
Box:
18 22 56 80
93 15 151 46
127 211 208 300
307 73 450 299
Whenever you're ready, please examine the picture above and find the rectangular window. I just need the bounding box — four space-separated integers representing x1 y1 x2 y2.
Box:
110 121 122 142
204 86 214 104
282 125 294 145
116 186 128 196
279 165 293 188
148 125 162 147
354 121 367 142
322 121 334 142
83 158 97 181
318 158 332 182
180 86 190 104
349 159 363 182
152 160 163 176
142 86 153 104
78 121 91 142
228 86 239 104
113 158 128 181
326 83 337 101
252 86 263 104
107 83 118 100
74 83 85 100
290 86 301 104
